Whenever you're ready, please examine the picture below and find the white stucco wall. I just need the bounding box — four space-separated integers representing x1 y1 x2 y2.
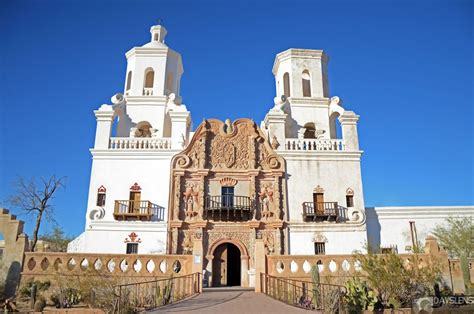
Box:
69 222 167 254
366 206 474 253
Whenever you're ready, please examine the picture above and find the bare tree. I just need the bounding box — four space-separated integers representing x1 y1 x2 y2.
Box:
9 176 66 252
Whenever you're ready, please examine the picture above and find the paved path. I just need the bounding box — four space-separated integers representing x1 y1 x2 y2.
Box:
150 288 309 313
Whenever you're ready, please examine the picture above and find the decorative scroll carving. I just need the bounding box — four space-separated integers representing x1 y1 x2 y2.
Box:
176 155 191 169
89 207 105 220
313 232 327 243
130 182 141 191
207 229 252 256
219 177 238 187
124 232 142 243
314 185 324 194
97 185 106 193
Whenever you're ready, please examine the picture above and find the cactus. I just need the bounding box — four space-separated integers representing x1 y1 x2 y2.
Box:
344 277 377 312
460 254 473 294
311 265 320 308
163 277 174 305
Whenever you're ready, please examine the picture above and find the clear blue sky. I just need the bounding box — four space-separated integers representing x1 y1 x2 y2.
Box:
1 0 472 238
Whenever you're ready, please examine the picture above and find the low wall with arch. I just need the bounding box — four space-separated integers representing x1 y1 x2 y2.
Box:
21 252 193 284
266 237 473 293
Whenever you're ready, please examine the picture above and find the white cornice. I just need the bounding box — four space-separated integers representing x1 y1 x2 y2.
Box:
288 97 330 108
88 220 167 232
366 206 474 219
90 149 180 160
288 222 366 232
125 96 167 106
279 151 363 161
125 47 169 59
273 48 328 74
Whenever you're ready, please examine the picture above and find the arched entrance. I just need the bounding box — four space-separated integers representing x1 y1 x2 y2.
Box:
212 242 241 287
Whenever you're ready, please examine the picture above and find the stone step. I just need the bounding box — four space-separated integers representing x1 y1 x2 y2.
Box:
203 286 254 293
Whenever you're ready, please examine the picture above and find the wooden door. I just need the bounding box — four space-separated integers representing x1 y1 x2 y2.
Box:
129 191 141 213
212 244 228 286
313 193 324 214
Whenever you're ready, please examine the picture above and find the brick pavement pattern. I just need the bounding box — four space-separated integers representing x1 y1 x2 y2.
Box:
151 289 309 313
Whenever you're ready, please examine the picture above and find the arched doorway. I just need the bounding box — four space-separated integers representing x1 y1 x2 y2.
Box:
212 242 241 287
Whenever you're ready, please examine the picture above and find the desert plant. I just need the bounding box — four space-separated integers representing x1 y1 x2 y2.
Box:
163 277 174 305
432 216 473 294
50 287 82 308
34 295 46 311
18 279 51 300
311 264 320 308
344 277 378 312
355 250 440 309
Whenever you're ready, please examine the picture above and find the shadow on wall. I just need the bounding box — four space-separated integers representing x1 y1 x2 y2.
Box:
365 207 381 251
4 261 21 298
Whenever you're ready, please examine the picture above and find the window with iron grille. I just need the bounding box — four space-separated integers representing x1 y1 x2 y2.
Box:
97 192 106 206
221 186 234 208
346 195 354 207
314 242 326 255
126 243 138 254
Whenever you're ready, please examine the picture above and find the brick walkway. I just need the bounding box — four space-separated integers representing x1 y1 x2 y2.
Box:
150 288 309 313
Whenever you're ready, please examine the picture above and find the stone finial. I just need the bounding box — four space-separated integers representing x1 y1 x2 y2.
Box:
271 136 280 149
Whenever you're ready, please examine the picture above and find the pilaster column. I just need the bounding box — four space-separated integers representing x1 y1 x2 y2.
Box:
93 105 115 149
339 111 360 151
169 110 190 149
254 238 266 293
264 111 287 147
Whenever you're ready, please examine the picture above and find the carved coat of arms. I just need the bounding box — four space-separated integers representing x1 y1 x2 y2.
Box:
223 142 236 168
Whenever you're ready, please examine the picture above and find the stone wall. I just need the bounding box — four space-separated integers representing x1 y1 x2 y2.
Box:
21 252 193 284
0 208 29 298
266 237 472 294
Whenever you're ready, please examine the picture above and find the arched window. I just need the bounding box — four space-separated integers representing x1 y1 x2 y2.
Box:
166 72 174 94
96 186 106 207
126 71 132 91
283 72 290 97
303 122 316 139
154 33 158 41
302 70 311 97
329 112 341 139
144 69 155 88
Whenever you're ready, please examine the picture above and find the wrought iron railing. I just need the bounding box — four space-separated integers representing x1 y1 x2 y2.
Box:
261 274 346 312
113 200 164 221
115 273 201 313
302 202 338 222
203 195 255 221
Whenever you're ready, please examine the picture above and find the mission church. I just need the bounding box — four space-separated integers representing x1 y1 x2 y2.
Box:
68 24 473 287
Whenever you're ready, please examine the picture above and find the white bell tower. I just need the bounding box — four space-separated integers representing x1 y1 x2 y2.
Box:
117 24 189 140
270 49 333 139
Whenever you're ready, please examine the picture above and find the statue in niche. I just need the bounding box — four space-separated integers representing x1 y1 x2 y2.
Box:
259 184 274 219
263 232 275 255
182 233 193 254
183 183 199 219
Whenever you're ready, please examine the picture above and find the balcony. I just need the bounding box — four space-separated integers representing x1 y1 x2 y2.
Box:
203 195 255 221
113 200 165 221
282 139 345 151
109 137 172 150
302 202 339 222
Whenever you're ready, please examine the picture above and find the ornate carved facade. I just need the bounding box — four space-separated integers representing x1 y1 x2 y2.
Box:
167 118 287 285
